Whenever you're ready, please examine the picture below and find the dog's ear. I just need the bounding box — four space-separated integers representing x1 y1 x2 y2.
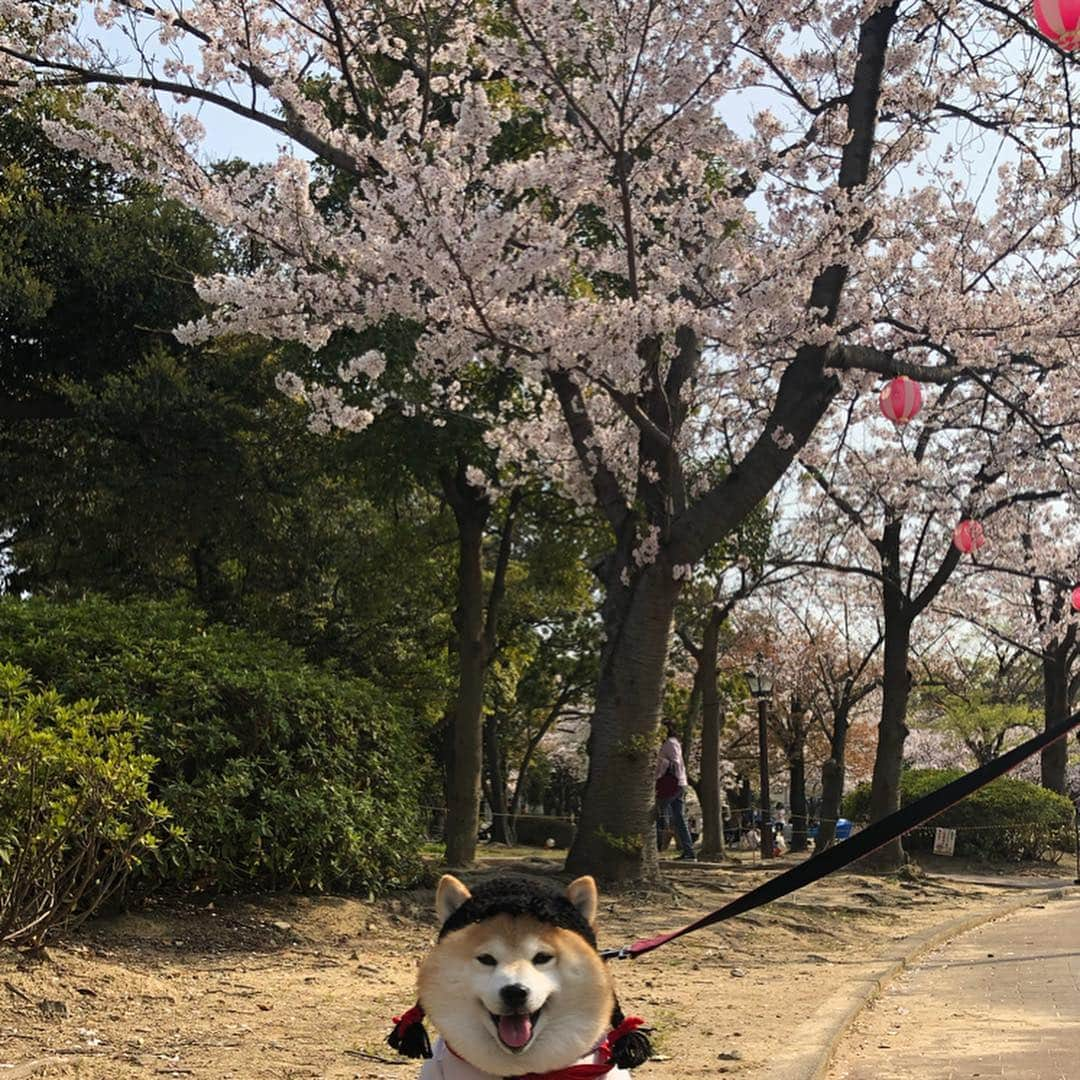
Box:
435 874 472 923
566 875 599 926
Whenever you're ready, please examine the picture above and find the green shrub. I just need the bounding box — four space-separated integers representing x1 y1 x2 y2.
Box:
0 664 167 947
843 768 1075 862
510 815 575 849
0 596 427 894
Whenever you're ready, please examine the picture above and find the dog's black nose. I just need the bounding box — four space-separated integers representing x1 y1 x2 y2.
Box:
499 984 529 1008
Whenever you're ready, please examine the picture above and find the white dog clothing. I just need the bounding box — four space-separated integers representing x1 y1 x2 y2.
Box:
419 1037 631 1079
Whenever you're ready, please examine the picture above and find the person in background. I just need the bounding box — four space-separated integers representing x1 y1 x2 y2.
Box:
655 719 697 861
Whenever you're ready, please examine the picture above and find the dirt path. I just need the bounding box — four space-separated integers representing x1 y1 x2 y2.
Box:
826 895 1080 1080
0 855 1027 1078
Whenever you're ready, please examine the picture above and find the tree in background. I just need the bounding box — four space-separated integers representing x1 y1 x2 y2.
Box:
912 644 1040 766
0 95 456 732
940 502 1080 794
483 515 599 845
672 496 775 858
0 93 218 425
764 575 882 851
790 372 1069 866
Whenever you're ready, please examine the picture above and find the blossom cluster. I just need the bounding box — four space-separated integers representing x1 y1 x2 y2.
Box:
5 0 1080 574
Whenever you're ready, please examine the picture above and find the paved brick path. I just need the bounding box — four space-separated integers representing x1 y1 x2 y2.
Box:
827 896 1080 1080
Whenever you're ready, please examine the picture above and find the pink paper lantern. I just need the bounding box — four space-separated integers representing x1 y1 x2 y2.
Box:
1071 585 1080 612
1035 0 1080 48
879 376 923 425
953 520 986 555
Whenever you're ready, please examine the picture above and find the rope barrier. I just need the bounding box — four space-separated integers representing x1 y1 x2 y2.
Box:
900 820 1075 832
424 806 1075 834
421 805 577 824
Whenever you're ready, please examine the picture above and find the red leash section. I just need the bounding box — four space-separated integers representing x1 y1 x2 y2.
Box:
603 709 1080 961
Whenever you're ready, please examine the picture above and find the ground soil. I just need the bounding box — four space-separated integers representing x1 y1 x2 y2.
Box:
0 850 1050 1079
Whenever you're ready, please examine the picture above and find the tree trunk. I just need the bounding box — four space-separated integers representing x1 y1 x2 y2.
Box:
556 0 903 877
444 507 488 867
484 714 513 845
440 475 520 867
565 565 680 881
789 746 808 853
781 698 810 853
865 595 912 870
697 611 725 859
1042 649 1069 795
681 670 702 765
508 682 578 833
816 705 850 852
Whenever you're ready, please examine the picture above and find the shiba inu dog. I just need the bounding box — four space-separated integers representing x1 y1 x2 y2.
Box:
388 875 650 1079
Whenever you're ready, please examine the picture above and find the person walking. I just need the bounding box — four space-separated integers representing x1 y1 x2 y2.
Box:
655 719 696 861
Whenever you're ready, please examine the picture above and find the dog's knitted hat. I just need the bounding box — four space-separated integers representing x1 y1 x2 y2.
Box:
388 877 651 1072
439 877 598 948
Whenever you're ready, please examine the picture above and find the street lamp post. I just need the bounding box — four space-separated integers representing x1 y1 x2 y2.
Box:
746 652 774 862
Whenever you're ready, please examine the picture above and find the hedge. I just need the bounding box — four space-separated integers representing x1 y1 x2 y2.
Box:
843 767 1075 862
0 596 427 894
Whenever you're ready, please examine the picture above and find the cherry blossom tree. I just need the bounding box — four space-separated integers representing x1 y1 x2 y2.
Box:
940 502 1080 793
767 579 883 850
788 368 1074 864
672 502 776 857
8 0 1080 877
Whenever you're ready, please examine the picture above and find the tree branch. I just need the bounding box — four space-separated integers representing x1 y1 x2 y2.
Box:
548 369 630 532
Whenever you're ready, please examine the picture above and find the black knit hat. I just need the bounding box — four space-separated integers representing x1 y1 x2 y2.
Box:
438 877 598 950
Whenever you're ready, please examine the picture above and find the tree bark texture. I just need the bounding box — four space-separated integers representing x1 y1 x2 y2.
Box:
789 748 808 853
865 561 912 870
816 705 850 852
441 475 520 867
1041 651 1069 795
484 714 513 844
779 697 810 853
565 565 680 881
444 505 488 867
697 610 726 859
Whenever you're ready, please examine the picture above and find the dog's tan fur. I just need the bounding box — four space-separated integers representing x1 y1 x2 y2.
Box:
417 876 615 1076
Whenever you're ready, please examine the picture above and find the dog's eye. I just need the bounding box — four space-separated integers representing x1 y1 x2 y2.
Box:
532 952 554 965
476 954 497 966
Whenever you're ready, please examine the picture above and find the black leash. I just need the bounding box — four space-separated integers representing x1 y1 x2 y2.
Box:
602 709 1080 960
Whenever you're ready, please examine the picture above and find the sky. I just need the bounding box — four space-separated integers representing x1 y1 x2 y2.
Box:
87 8 294 164
82 2 1018 215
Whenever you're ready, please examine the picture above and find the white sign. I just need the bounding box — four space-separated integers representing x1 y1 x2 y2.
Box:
933 827 957 856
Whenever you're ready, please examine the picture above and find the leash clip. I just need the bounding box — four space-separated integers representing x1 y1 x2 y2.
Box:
600 944 634 961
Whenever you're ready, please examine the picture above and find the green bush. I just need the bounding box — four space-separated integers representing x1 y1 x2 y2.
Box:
843 768 1075 862
0 596 427 894
510 815 575 849
0 664 167 946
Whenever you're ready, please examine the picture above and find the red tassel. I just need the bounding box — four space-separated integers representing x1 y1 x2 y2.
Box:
604 1015 646 1044
388 1002 432 1059
602 1015 651 1070
392 1004 425 1033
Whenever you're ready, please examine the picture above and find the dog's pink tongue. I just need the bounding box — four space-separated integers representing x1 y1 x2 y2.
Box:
498 1014 533 1048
